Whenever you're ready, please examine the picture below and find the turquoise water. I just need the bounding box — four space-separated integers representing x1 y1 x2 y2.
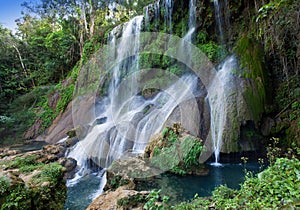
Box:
9 141 48 153
136 161 261 203
64 173 103 210
64 161 261 209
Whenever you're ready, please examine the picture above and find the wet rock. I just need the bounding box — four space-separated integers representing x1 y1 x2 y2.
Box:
43 144 66 158
66 129 77 138
261 117 275 136
65 137 79 148
96 117 107 124
58 157 77 179
43 94 96 144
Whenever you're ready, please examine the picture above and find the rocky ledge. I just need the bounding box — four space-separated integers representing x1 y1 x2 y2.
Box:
88 124 209 210
0 144 77 210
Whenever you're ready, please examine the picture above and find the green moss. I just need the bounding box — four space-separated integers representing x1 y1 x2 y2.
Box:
235 35 266 82
56 83 75 113
117 194 146 209
109 175 130 190
0 153 66 209
150 127 203 175
235 35 267 123
243 83 266 124
4 155 45 174
30 162 64 186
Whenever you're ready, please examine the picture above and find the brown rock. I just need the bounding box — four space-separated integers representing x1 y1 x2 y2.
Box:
87 186 148 210
23 117 43 140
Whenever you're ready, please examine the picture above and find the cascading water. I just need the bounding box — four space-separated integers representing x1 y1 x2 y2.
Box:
188 0 196 37
213 0 231 48
67 0 200 186
208 56 237 165
208 0 233 165
164 0 173 32
178 0 196 62
213 0 224 46
145 0 173 32
67 15 144 179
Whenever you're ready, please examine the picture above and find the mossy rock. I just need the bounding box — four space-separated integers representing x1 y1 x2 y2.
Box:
0 147 67 209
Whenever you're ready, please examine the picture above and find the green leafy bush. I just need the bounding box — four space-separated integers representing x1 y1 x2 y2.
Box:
32 162 64 185
176 157 300 209
56 84 74 113
145 158 300 209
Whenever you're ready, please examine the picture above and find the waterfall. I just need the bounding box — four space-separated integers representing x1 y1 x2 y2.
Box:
67 4 200 185
213 0 224 46
209 0 233 165
188 0 196 34
164 0 173 32
213 0 231 48
145 6 150 30
144 0 173 32
67 16 144 177
208 56 236 165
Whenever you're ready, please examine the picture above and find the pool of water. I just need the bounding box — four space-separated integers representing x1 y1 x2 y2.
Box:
63 161 262 208
63 173 104 210
136 161 261 203
9 141 48 153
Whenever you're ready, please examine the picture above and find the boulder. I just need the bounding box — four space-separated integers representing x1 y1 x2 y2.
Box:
0 144 73 209
58 157 77 179
87 186 149 210
105 157 161 191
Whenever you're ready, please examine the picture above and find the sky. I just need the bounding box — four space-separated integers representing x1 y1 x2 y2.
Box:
0 0 25 32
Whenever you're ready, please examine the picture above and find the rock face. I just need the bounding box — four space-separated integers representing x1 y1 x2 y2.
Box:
0 144 76 209
41 93 96 144
212 72 266 153
23 117 44 140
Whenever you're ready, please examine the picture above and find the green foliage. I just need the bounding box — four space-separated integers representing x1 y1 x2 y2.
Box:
181 137 203 168
172 157 300 209
117 194 146 208
256 0 299 82
56 84 74 113
0 177 10 195
30 162 64 186
5 154 43 174
144 190 169 210
109 176 129 190
151 127 203 175
81 36 102 63
0 154 66 210
38 162 64 181
275 76 299 109
198 42 222 62
166 65 183 76
0 185 31 210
